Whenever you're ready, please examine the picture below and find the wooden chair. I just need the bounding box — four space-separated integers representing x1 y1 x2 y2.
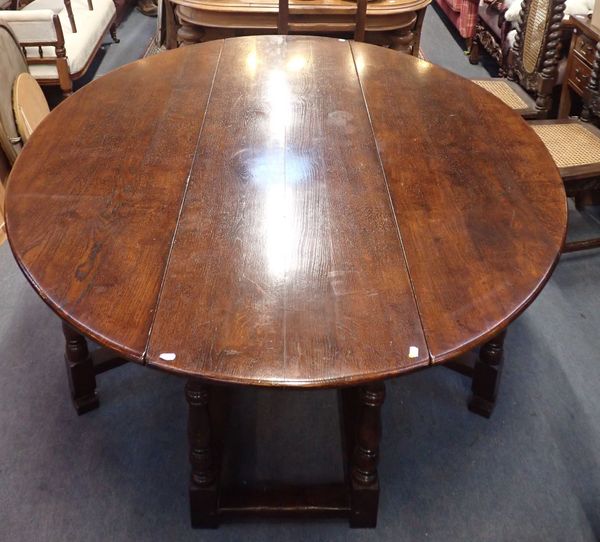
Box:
277 0 368 41
528 47 600 252
0 178 5 247
0 23 50 165
471 0 566 119
12 72 50 143
0 23 28 164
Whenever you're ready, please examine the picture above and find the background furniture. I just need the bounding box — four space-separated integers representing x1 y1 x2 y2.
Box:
469 0 515 70
0 179 5 246
5 35 566 528
277 0 367 39
531 41 600 252
0 23 27 163
0 23 49 164
0 0 119 96
164 0 429 54
434 0 478 49
12 73 50 142
558 14 599 117
472 0 566 118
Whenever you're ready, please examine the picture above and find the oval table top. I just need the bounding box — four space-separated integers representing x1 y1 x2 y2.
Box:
5 36 566 387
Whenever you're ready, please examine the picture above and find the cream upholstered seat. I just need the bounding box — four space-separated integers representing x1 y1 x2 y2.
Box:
23 0 115 79
0 0 117 96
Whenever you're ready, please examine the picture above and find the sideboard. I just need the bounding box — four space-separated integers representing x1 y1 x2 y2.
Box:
163 0 430 54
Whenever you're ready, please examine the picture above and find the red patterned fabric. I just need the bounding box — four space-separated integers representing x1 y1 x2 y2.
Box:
435 0 480 39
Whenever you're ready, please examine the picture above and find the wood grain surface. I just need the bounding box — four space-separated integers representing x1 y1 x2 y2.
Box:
147 36 428 385
5 41 223 360
350 42 567 362
5 36 566 384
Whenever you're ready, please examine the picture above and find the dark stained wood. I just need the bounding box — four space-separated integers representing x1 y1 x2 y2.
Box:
277 0 288 34
559 16 600 118
62 321 98 414
349 381 385 528
4 35 568 529
354 0 367 41
468 329 507 418
6 35 567 380
187 383 359 526
349 41 566 364
5 42 223 361
90 349 129 375
187 380 219 528
219 483 350 517
146 36 428 386
278 0 367 39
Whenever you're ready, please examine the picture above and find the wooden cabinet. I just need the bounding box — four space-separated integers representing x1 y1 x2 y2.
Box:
559 16 600 118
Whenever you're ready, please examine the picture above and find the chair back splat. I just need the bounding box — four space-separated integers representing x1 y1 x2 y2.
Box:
277 0 368 41
508 0 566 116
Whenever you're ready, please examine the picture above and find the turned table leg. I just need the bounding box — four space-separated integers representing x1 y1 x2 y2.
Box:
177 21 205 46
62 321 98 415
186 379 219 528
350 381 386 528
469 329 507 418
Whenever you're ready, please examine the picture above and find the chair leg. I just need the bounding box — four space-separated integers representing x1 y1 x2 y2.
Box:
468 37 480 64
464 37 473 55
468 329 507 418
110 22 120 43
62 321 99 415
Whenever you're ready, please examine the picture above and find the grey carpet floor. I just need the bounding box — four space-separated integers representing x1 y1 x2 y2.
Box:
1 6 600 542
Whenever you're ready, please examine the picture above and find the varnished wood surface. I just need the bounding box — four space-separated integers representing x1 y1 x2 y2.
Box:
5 41 223 360
351 42 567 362
146 37 427 385
5 36 566 385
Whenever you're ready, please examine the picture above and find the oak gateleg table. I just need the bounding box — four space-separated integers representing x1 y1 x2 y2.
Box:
4 35 566 528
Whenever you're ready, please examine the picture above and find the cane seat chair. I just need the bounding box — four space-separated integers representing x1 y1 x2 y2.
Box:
528 49 600 252
471 0 566 119
277 0 368 41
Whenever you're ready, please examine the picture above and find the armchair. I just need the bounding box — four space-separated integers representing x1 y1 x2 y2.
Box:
0 0 119 96
435 0 479 50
